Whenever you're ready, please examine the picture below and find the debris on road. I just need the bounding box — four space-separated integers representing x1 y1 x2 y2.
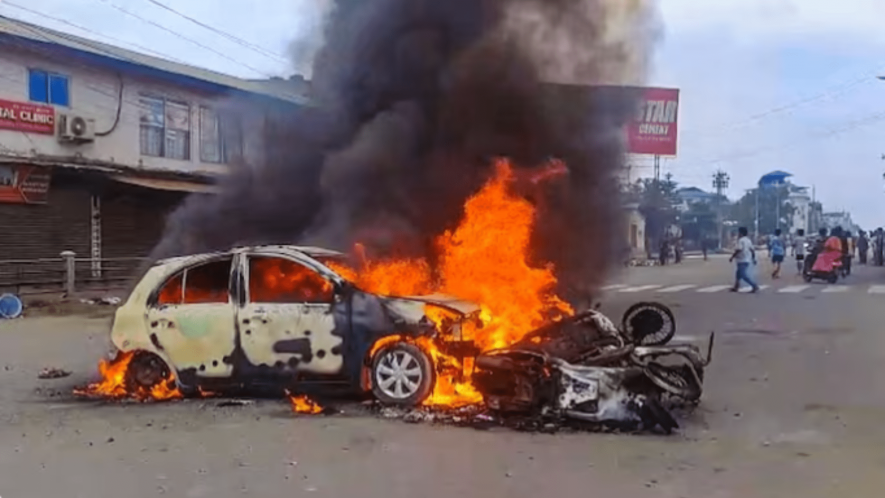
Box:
38 367 72 379
78 297 122 306
216 399 255 408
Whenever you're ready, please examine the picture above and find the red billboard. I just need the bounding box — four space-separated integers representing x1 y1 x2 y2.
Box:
0 98 55 135
627 87 679 156
0 165 51 204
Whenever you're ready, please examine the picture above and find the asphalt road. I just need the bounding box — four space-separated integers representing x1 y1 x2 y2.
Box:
2 259 885 497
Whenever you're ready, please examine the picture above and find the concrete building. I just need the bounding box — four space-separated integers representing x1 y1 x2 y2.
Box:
786 184 811 234
821 211 859 234
673 187 718 213
0 15 308 266
622 202 646 259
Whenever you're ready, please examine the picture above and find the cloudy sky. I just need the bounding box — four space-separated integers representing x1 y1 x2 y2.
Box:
2 0 883 229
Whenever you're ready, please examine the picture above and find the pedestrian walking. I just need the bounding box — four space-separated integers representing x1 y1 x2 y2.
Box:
769 228 785 279
793 229 806 275
659 238 669 266
858 231 869 265
729 226 760 293
875 227 885 266
843 230 853 276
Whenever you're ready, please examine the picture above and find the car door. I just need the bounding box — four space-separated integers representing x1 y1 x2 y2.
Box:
239 254 343 377
145 256 237 379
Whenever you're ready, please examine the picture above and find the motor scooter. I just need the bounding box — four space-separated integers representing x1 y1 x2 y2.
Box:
803 246 841 284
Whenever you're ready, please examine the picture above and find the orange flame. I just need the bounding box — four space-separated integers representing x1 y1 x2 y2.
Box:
342 158 572 407
74 351 183 402
288 394 323 414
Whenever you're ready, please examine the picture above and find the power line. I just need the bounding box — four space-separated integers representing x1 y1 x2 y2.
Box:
681 71 879 139
141 0 287 64
0 1 190 65
94 0 272 78
668 110 885 185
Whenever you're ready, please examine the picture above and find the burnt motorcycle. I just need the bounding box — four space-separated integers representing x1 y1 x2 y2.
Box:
472 303 713 433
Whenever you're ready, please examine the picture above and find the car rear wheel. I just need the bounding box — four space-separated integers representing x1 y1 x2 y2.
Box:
371 343 434 407
127 352 170 390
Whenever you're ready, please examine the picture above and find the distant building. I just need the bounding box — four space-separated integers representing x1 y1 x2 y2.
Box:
673 187 719 212
821 211 859 234
622 202 646 259
786 184 811 233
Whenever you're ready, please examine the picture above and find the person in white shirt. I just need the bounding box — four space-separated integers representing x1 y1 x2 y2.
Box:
729 227 760 293
793 228 806 275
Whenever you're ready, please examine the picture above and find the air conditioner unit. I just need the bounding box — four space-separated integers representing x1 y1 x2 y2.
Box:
57 113 96 144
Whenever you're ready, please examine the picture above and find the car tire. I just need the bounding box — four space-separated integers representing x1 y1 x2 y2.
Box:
371 343 434 407
126 351 171 391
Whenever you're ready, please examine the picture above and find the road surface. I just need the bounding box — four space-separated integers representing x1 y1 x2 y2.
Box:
1 258 884 497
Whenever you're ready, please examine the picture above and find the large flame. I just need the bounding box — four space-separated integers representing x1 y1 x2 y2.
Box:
338 158 573 407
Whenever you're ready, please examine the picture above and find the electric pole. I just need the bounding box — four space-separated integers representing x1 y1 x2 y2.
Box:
712 170 730 249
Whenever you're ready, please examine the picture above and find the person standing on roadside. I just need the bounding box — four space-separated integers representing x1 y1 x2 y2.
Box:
769 228 786 278
857 231 868 265
793 229 806 275
873 227 885 266
843 230 854 276
730 226 760 293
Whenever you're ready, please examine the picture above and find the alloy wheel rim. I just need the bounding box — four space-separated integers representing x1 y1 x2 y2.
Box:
376 350 423 399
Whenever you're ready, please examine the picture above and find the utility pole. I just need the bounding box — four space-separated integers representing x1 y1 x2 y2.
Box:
712 170 730 249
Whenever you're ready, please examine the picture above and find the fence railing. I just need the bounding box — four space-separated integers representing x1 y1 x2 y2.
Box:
0 252 147 296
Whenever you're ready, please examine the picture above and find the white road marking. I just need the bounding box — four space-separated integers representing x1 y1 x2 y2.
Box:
779 285 811 293
696 285 732 293
601 284 627 291
618 285 663 293
822 286 850 293
869 285 885 294
656 284 697 293
750 285 770 292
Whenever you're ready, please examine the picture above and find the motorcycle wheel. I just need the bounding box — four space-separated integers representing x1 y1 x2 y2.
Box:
621 302 676 346
827 273 838 284
645 362 702 402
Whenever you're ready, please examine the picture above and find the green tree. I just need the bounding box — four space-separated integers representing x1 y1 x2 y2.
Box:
679 201 718 248
728 186 795 237
636 174 679 247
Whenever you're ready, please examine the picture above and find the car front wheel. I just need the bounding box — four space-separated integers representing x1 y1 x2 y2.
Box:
371 343 434 407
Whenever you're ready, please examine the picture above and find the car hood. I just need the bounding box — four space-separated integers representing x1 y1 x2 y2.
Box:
380 293 481 324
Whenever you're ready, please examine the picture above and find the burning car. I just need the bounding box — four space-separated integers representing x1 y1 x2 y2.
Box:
98 245 481 406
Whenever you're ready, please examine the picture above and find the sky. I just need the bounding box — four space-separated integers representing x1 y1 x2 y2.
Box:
1 0 883 229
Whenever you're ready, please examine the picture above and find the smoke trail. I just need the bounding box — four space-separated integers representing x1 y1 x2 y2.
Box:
153 0 658 301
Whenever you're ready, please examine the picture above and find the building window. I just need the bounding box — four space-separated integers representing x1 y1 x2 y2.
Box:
28 69 70 106
200 107 243 163
139 95 191 160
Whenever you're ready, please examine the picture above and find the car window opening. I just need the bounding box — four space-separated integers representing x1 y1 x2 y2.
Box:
249 257 333 304
156 259 232 305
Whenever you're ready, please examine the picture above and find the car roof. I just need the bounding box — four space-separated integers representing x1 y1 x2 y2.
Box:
153 245 346 267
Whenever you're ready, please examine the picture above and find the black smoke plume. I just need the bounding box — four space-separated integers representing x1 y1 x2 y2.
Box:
153 0 657 302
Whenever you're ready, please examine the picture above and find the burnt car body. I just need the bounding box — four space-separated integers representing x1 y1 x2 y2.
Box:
110 245 480 405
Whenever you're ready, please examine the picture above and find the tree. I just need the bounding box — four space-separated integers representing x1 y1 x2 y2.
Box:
635 174 679 248
728 186 795 237
680 201 718 248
